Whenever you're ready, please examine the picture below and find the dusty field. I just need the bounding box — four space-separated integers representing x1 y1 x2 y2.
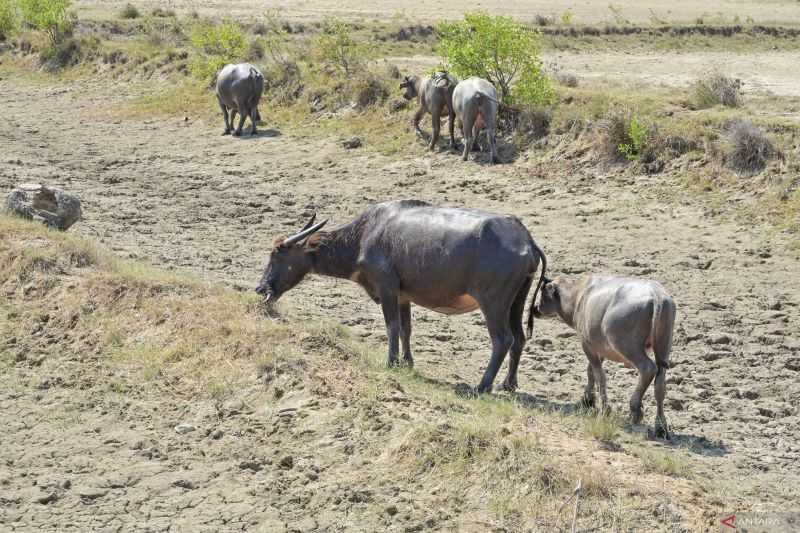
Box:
75 0 800 25
1 54 799 531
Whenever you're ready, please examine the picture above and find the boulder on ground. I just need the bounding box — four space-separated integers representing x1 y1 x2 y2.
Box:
5 183 82 230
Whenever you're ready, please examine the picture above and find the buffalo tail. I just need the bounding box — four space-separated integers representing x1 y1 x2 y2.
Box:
526 244 547 338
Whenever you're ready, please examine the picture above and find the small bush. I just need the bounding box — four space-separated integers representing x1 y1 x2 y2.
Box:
534 14 554 26
264 60 303 105
142 14 182 46
119 3 140 19
190 19 247 83
556 72 579 87
351 74 389 108
598 108 659 164
691 71 741 109
313 17 364 76
509 106 551 144
438 12 554 107
18 0 73 44
727 120 775 176
40 34 98 70
247 38 264 60
151 6 176 18
0 0 19 41
561 10 575 25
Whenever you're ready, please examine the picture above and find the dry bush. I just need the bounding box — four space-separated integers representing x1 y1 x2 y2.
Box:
509 106 551 144
691 71 742 109
596 108 662 170
351 74 390 109
726 120 775 176
556 72 579 87
246 38 264 60
119 3 140 19
263 60 303 105
534 14 554 26
150 6 176 18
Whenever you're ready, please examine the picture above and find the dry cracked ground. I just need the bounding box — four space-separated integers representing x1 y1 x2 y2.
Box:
1 67 799 530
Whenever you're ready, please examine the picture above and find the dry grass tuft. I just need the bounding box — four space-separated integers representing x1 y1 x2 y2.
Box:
691 71 742 109
726 120 775 176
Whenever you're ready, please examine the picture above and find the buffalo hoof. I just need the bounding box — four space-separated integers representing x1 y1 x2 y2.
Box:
387 358 401 368
222 130 231 136
630 406 644 425
401 357 414 368
250 130 258 136
233 130 242 137
499 379 517 392
652 417 671 440
580 393 596 409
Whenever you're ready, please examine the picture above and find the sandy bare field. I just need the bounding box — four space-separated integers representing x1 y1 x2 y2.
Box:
1 69 799 530
76 0 800 24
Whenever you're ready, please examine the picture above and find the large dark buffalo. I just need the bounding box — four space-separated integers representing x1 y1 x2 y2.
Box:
256 200 547 393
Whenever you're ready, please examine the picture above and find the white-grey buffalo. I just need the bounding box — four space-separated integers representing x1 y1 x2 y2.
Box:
400 72 458 150
215 63 264 136
534 274 676 438
256 200 548 393
452 77 500 164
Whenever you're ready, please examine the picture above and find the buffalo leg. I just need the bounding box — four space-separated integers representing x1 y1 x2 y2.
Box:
654 364 669 438
249 106 258 135
501 278 532 391
461 116 475 162
448 107 457 149
589 358 608 414
627 350 657 425
476 305 514 393
413 107 425 138
380 291 401 367
219 99 231 135
429 111 441 150
230 109 237 130
399 302 413 367
471 125 482 152
234 110 246 136
582 361 596 408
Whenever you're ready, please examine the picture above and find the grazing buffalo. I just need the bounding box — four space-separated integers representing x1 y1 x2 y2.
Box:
256 200 548 393
534 275 676 438
215 63 264 136
452 77 499 164
400 72 458 150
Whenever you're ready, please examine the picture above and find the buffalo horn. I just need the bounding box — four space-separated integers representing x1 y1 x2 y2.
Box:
283 220 328 246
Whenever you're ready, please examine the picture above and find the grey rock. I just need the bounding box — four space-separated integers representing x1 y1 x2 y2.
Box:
708 333 732 345
5 183 82 230
342 137 362 149
174 423 196 434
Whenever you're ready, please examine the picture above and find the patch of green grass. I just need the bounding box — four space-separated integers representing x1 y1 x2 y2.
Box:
584 411 624 442
635 446 691 477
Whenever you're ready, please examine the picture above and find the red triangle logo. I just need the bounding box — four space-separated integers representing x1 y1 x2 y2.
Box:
720 514 736 529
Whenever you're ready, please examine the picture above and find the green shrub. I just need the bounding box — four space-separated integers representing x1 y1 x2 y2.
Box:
599 108 659 165
18 0 72 44
119 3 140 19
0 0 19 41
313 17 364 76
437 12 554 106
189 19 247 83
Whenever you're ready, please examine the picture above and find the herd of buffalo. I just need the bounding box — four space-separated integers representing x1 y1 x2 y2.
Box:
216 62 676 439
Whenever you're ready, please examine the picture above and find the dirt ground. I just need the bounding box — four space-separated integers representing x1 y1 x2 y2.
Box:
1 54 799 531
76 0 800 25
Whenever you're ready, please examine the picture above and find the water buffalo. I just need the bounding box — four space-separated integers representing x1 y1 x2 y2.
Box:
216 63 264 136
400 72 458 150
256 200 548 393
534 274 676 438
452 77 499 164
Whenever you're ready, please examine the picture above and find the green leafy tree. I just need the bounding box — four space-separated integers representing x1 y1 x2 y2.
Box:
190 19 247 83
0 0 19 41
437 12 555 106
313 17 364 76
18 0 72 44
